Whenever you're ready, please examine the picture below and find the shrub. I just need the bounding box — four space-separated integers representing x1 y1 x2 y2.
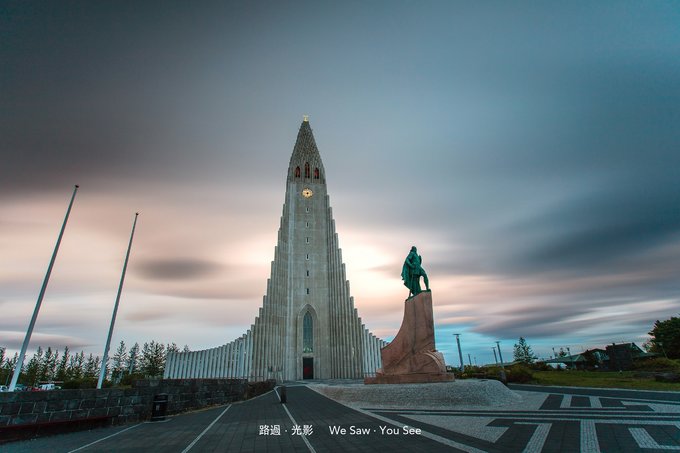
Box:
632 358 680 372
505 364 534 383
120 372 146 386
529 362 552 371
459 365 487 379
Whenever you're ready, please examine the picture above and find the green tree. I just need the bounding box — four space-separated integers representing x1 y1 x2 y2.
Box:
41 347 58 382
0 348 7 385
111 341 128 384
23 347 43 386
127 343 140 374
166 343 180 354
649 315 680 359
69 351 85 380
83 353 101 380
140 341 165 377
55 346 70 382
2 353 18 386
513 337 537 364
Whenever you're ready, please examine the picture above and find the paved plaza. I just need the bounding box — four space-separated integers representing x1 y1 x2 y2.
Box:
3 382 679 452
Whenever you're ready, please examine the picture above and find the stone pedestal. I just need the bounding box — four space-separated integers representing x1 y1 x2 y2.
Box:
365 291 453 384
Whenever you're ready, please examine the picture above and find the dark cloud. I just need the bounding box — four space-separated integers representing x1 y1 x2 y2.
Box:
136 258 222 280
497 56 680 275
460 300 591 336
474 309 665 341
124 303 249 328
506 183 680 274
0 331 92 352
0 1 287 198
402 54 680 281
138 282 264 301
124 309 175 323
2 1 679 361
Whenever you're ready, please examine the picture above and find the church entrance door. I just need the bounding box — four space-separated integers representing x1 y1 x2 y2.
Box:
303 357 314 379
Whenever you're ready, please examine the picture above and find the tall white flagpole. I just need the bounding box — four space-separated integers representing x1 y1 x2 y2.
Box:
9 185 79 392
97 212 139 389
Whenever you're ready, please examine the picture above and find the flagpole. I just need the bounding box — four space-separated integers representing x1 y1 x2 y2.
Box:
97 212 139 389
9 185 79 391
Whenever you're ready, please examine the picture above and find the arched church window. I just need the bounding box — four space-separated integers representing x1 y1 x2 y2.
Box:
314 168 319 179
303 312 313 353
295 166 300 178
304 162 310 178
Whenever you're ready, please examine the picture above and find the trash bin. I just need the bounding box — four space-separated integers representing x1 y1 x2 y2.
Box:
151 393 168 421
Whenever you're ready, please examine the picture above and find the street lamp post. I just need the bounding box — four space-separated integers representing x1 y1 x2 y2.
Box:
9 185 79 392
97 213 139 389
454 334 464 372
495 341 507 384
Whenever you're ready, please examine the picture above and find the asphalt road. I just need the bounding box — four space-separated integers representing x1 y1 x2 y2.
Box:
4 384 680 452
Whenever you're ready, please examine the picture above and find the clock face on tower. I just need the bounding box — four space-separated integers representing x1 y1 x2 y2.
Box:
302 188 313 198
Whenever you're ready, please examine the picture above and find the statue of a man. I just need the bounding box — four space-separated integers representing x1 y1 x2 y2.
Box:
402 246 430 297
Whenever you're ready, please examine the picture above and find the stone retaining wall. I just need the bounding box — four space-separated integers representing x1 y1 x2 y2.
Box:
0 379 273 428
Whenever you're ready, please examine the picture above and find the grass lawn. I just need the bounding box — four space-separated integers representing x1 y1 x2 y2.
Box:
531 370 680 391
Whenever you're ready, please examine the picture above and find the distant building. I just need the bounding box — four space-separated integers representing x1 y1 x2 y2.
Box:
605 343 655 371
541 343 657 370
164 119 385 381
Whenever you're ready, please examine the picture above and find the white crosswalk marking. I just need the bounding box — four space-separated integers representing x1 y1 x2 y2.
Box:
630 427 680 450
518 423 551 453
580 419 600 453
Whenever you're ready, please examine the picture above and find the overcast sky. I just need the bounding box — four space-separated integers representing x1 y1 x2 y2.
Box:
2 1 679 367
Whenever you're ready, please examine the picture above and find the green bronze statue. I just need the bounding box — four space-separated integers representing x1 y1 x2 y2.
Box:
402 246 430 297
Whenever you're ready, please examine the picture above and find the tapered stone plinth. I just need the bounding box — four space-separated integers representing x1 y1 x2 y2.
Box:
365 291 453 384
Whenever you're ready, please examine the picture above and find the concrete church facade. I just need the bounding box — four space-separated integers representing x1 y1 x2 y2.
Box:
164 119 386 381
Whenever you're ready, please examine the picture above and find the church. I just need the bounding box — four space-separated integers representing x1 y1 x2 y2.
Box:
164 118 386 381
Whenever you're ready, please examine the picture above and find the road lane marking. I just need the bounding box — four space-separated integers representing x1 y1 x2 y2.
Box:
306 385 486 453
180 405 231 453
282 403 316 453
349 405 487 453
68 423 142 452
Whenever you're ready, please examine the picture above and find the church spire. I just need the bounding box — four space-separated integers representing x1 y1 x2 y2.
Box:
162 117 385 381
288 117 325 183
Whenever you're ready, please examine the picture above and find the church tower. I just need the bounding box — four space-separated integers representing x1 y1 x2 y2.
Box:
164 118 385 381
